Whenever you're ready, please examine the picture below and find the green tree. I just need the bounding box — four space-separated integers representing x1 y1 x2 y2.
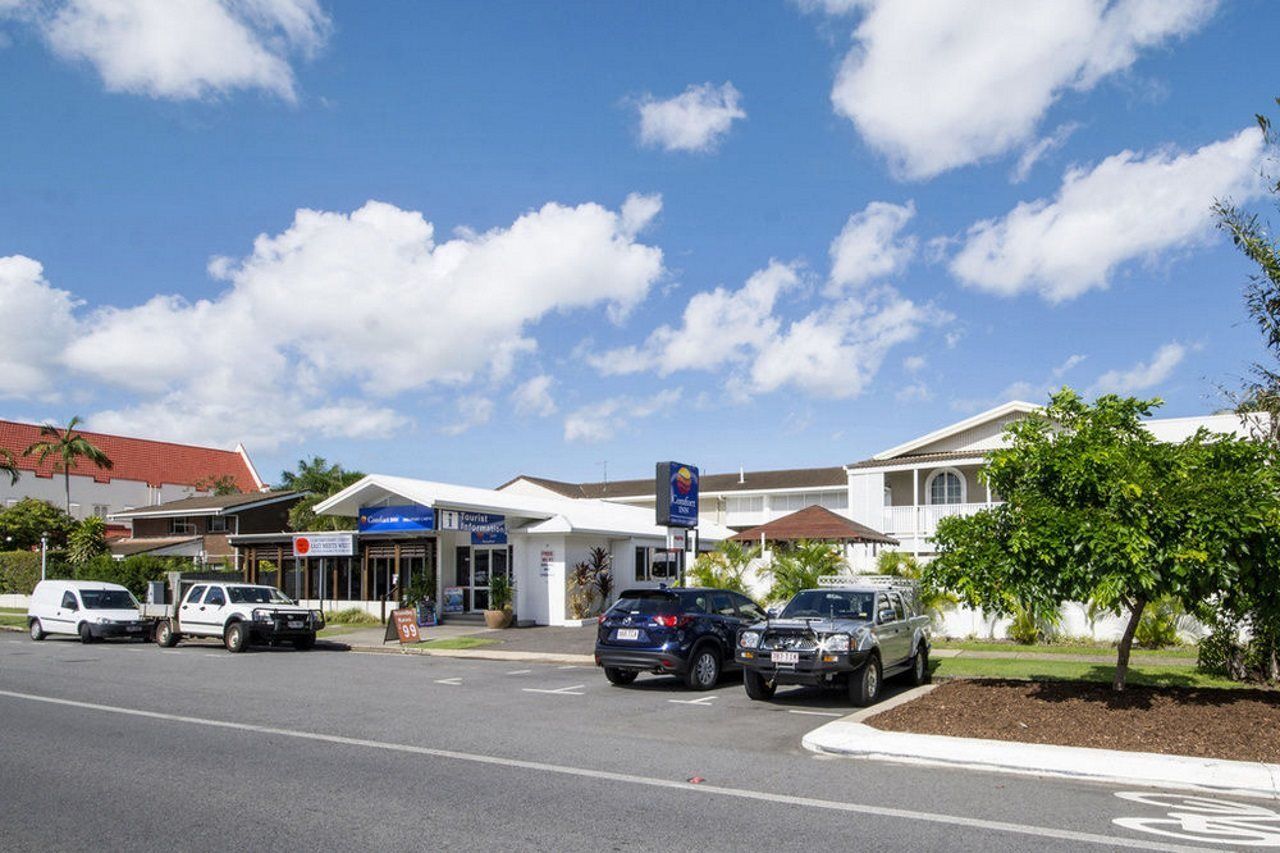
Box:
22 416 113 515
763 540 844 603
193 474 241 496
0 498 76 550
279 457 364 531
926 389 1280 691
687 539 759 595
0 448 19 486
67 516 108 565
75 554 181 597
875 550 957 626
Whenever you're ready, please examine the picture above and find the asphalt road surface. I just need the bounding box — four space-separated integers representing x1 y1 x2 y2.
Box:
0 632 1269 852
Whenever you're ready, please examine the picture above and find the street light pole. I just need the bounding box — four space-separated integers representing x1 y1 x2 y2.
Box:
40 534 48 581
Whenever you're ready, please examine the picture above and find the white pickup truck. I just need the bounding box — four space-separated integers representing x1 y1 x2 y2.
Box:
151 581 325 653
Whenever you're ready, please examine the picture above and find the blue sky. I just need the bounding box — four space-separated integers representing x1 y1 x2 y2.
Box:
0 0 1276 488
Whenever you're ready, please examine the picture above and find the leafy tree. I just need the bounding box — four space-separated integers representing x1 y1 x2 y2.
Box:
287 494 357 532
1214 100 1280 445
22 416 113 515
0 498 76 550
926 389 1280 691
687 539 759 596
193 474 241 496
75 554 182 597
67 516 108 565
876 550 957 626
0 448 19 486
763 540 844 603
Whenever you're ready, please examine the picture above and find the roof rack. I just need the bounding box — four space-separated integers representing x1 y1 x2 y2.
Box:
817 573 918 591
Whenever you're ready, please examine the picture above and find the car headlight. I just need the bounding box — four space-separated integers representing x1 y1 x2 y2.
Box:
820 633 851 653
92 616 113 625
252 609 273 621
310 609 323 623
739 630 761 649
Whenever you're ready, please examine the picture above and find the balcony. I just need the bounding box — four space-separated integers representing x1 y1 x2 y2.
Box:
884 502 1001 538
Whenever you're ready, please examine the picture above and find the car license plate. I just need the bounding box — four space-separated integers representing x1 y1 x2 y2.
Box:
288 620 303 629
126 625 141 632
773 651 800 665
616 628 639 641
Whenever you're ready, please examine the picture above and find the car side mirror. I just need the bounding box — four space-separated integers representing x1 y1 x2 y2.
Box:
765 607 780 619
877 609 895 625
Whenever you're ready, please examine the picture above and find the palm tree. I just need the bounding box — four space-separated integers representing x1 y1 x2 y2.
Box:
763 540 845 603
23 416 113 514
0 448 19 486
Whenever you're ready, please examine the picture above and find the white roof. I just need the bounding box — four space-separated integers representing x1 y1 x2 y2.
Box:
313 474 733 542
871 400 1039 461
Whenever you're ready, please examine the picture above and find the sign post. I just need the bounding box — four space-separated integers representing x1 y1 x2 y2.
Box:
656 461 699 586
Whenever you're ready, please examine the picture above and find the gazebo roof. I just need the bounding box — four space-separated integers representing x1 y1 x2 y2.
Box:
729 505 898 546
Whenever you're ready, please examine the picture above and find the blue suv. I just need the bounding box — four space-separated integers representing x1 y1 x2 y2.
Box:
594 587 768 690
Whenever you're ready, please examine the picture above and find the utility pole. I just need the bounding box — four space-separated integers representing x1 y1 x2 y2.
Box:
40 534 47 581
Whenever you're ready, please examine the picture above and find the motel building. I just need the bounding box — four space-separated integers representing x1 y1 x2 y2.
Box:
230 474 733 627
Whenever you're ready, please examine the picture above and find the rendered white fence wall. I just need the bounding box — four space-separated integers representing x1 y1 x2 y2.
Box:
934 601 1205 644
0 594 31 609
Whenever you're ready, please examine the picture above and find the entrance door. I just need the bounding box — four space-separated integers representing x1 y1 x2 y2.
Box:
465 546 509 612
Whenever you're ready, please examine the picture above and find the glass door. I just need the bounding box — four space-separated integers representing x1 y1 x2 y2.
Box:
472 549 490 611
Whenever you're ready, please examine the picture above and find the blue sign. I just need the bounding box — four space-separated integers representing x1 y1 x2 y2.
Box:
655 461 699 528
440 510 507 545
358 504 436 533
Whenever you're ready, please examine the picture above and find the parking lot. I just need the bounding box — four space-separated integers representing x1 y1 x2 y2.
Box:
0 632 1253 851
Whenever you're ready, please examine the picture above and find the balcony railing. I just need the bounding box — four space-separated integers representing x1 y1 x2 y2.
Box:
884 502 1001 538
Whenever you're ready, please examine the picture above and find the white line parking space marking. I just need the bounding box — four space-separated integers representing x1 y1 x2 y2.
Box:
0 688 1204 852
506 669 532 675
668 695 717 706
522 684 585 696
557 665 578 670
1113 791 1280 847
434 677 463 686
787 709 843 717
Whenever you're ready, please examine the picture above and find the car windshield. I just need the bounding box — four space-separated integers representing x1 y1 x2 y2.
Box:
227 586 294 605
79 589 138 610
780 590 875 621
610 593 679 616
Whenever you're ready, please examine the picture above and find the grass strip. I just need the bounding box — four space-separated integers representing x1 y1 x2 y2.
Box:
406 637 498 651
933 656 1246 690
934 639 1198 660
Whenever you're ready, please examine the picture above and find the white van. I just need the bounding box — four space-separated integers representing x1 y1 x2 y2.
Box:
27 580 149 643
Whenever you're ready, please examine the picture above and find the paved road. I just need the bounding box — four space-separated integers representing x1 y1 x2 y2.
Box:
0 633 1264 851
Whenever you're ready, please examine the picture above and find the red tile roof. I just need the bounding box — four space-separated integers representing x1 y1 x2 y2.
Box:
729 505 898 545
0 420 263 492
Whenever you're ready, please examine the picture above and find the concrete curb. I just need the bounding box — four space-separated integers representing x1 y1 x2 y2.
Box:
803 709 1280 799
345 643 595 666
0 624 24 633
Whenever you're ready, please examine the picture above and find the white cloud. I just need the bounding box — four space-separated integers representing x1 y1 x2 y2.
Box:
16 194 662 448
440 396 494 436
4 0 330 101
827 0 1216 179
1052 353 1087 377
511 374 557 417
895 382 931 403
589 261 801 376
563 389 680 443
902 355 926 373
1011 122 1080 184
637 82 746 153
827 200 915 293
950 127 1266 302
1089 342 1187 395
0 256 79 397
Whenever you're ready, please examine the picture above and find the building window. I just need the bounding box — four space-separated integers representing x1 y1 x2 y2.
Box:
634 547 677 582
92 505 109 518
926 469 965 505
726 495 764 513
169 517 197 535
208 516 229 533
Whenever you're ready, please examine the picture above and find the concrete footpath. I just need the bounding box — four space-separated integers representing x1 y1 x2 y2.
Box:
324 623 597 666
803 685 1280 798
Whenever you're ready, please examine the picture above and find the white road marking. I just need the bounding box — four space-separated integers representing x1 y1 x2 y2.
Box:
787 709 844 718
0 688 1205 853
522 684 585 696
668 695 717 706
506 669 532 675
556 665 578 670
434 677 463 686
1113 792 1280 847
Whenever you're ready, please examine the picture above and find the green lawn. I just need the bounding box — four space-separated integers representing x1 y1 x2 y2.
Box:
934 638 1198 660
932 656 1248 690
407 637 498 651
317 625 366 638
0 613 26 628
0 607 25 614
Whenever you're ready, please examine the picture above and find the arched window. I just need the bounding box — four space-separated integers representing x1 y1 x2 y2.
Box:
926 469 965 505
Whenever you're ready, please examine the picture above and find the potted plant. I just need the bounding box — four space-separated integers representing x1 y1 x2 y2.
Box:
485 572 514 629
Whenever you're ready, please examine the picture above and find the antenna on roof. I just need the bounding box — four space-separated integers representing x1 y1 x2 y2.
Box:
739 465 745 484
598 460 608 493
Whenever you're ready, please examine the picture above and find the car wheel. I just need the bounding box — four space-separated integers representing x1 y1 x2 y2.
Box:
684 645 721 690
850 654 882 707
292 633 316 651
603 667 638 686
743 668 776 700
908 645 931 686
155 621 178 648
78 622 96 644
224 622 248 653
28 619 45 641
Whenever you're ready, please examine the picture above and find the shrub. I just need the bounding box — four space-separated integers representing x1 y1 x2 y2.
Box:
74 554 183 597
67 517 108 566
1134 597 1183 649
763 541 844 603
324 607 379 625
688 540 757 596
568 547 612 618
1008 601 1060 645
489 572 513 611
0 550 41 594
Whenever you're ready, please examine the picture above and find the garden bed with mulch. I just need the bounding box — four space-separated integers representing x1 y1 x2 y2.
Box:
868 679 1280 763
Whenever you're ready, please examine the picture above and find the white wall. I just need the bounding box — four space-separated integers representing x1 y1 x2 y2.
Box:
934 601 1205 644
0 474 206 522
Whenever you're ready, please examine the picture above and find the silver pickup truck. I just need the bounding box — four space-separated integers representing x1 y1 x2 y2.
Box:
734 575 931 706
